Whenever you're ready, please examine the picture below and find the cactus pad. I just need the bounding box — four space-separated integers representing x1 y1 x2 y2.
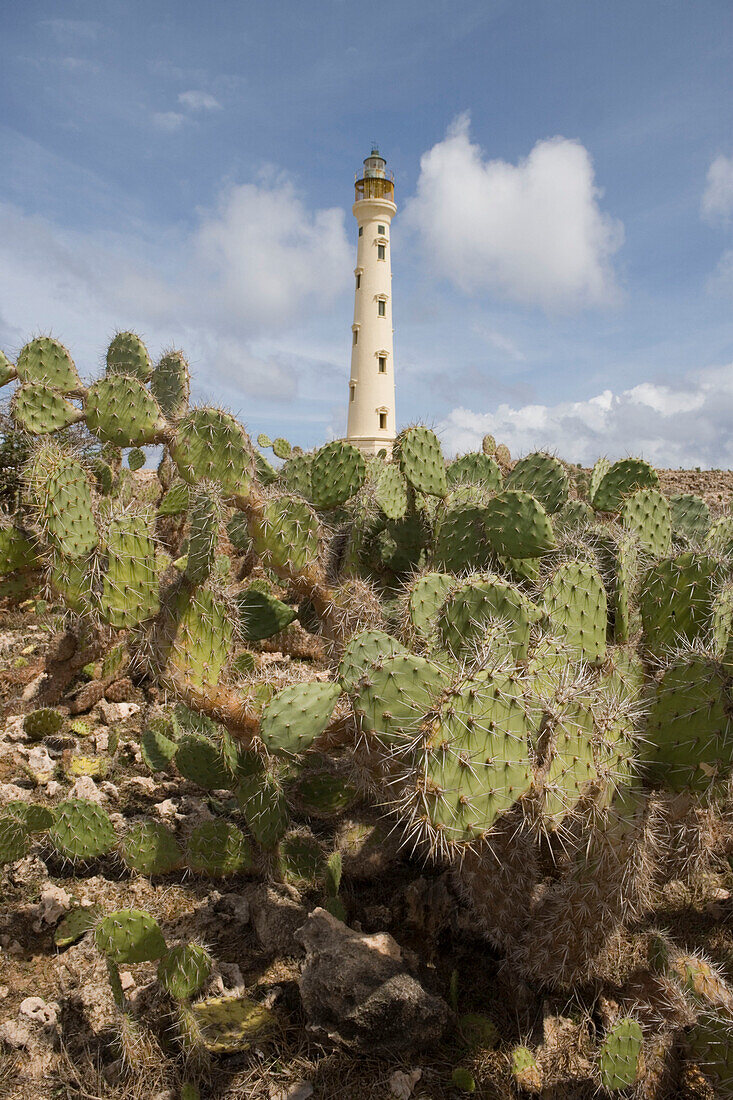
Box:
310 440 366 509
642 657 733 793
670 493 710 542
175 732 234 790
171 408 253 497
95 909 166 963
30 449 98 558
100 514 160 628
374 463 409 519
168 587 234 691
184 485 219 586
396 426 448 497
49 799 116 860
639 552 719 657
542 700 598 824
277 452 313 496
355 652 446 746
157 943 212 1000
237 588 297 640
447 453 502 492
16 336 80 392
543 561 608 664
186 820 253 876
507 452 569 514
407 571 454 641
483 489 555 559
106 332 152 381
150 349 190 418
12 382 83 435
0 815 31 864
621 487 671 557
251 494 320 575
706 515 733 557
121 821 182 875
598 1017 643 1091
185 994 275 1053
23 707 64 740
338 629 407 693
85 374 165 448
260 681 342 756
591 457 658 513
238 772 290 848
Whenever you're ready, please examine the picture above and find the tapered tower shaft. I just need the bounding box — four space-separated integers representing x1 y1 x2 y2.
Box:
346 147 397 455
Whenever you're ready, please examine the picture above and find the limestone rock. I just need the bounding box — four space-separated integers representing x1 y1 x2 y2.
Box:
294 907 450 1053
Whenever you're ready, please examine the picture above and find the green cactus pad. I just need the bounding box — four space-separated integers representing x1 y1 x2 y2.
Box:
54 904 101 947
237 588 297 640
712 583 733 666
543 560 607 664
168 587 234 691
507 452 569 514
447 453 502 492
237 772 290 848
277 452 313 496
95 909 166 963
272 437 291 459
106 332 152 381
450 1069 476 1093
407 572 454 640
278 831 325 886
670 493 710 543
0 348 16 386
294 770 357 815
49 553 93 612
157 943 212 1000
511 1046 542 1091
589 457 611 501
355 652 446 745
706 514 733 557
598 1017 643 1091
184 486 219 586
16 336 80 392
591 457 659 513
642 657 733 793
553 499 594 532
254 450 278 486
174 732 234 790
12 382 83 435
542 700 598 824
5 802 54 833
186 820 254 876
185 994 275 1053
0 815 31 864
438 575 536 662
310 440 366 509
621 487 671 557
260 681 342 756
127 447 145 472
257 433 272 448
416 674 533 845
338 629 407 693
396 426 448 497
150 349 190 418
0 528 38 577
639 552 719 657
121 821 182 875
30 448 98 558
432 488 494 573
611 533 638 644
85 374 165 447
156 481 189 517
23 707 64 740
374 463 409 519
685 1014 733 1094
251 494 320 575
170 408 253 497
49 799 116 860
483 489 555 559
100 514 160 628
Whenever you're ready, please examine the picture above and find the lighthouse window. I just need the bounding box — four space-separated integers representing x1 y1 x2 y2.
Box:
356 274 361 290
379 412 387 430
350 385 355 402
378 356 386 373
377 244 386 260
353 330 358 345
378 225 385 234
358 226 363 237
378 300 385 316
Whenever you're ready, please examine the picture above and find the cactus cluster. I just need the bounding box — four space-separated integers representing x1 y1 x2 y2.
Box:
1 329 732 1095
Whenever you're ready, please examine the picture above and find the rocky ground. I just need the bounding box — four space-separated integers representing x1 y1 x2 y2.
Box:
1 468 733 1099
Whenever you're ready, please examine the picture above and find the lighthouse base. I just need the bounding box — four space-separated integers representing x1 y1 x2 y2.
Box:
346 435 395 458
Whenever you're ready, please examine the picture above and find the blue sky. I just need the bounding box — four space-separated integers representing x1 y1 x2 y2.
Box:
1 0 732 465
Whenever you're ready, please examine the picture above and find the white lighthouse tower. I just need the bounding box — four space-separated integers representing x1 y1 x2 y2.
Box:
346 146 397 455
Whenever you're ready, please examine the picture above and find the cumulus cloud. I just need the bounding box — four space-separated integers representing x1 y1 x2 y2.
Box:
178 90 221 111
404 114 623 311
151 111 187 131
438 364 733 468
702 155 733 223
0 174 351 411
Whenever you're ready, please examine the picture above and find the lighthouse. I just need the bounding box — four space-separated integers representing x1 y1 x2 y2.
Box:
346 146 397 455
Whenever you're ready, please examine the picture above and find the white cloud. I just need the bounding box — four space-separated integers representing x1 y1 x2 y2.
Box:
151 111 187 131
438 364 733 468
0 175 351 412
472 323 526 362
178 90 221 111
404 114 623 311
702 155 733 223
